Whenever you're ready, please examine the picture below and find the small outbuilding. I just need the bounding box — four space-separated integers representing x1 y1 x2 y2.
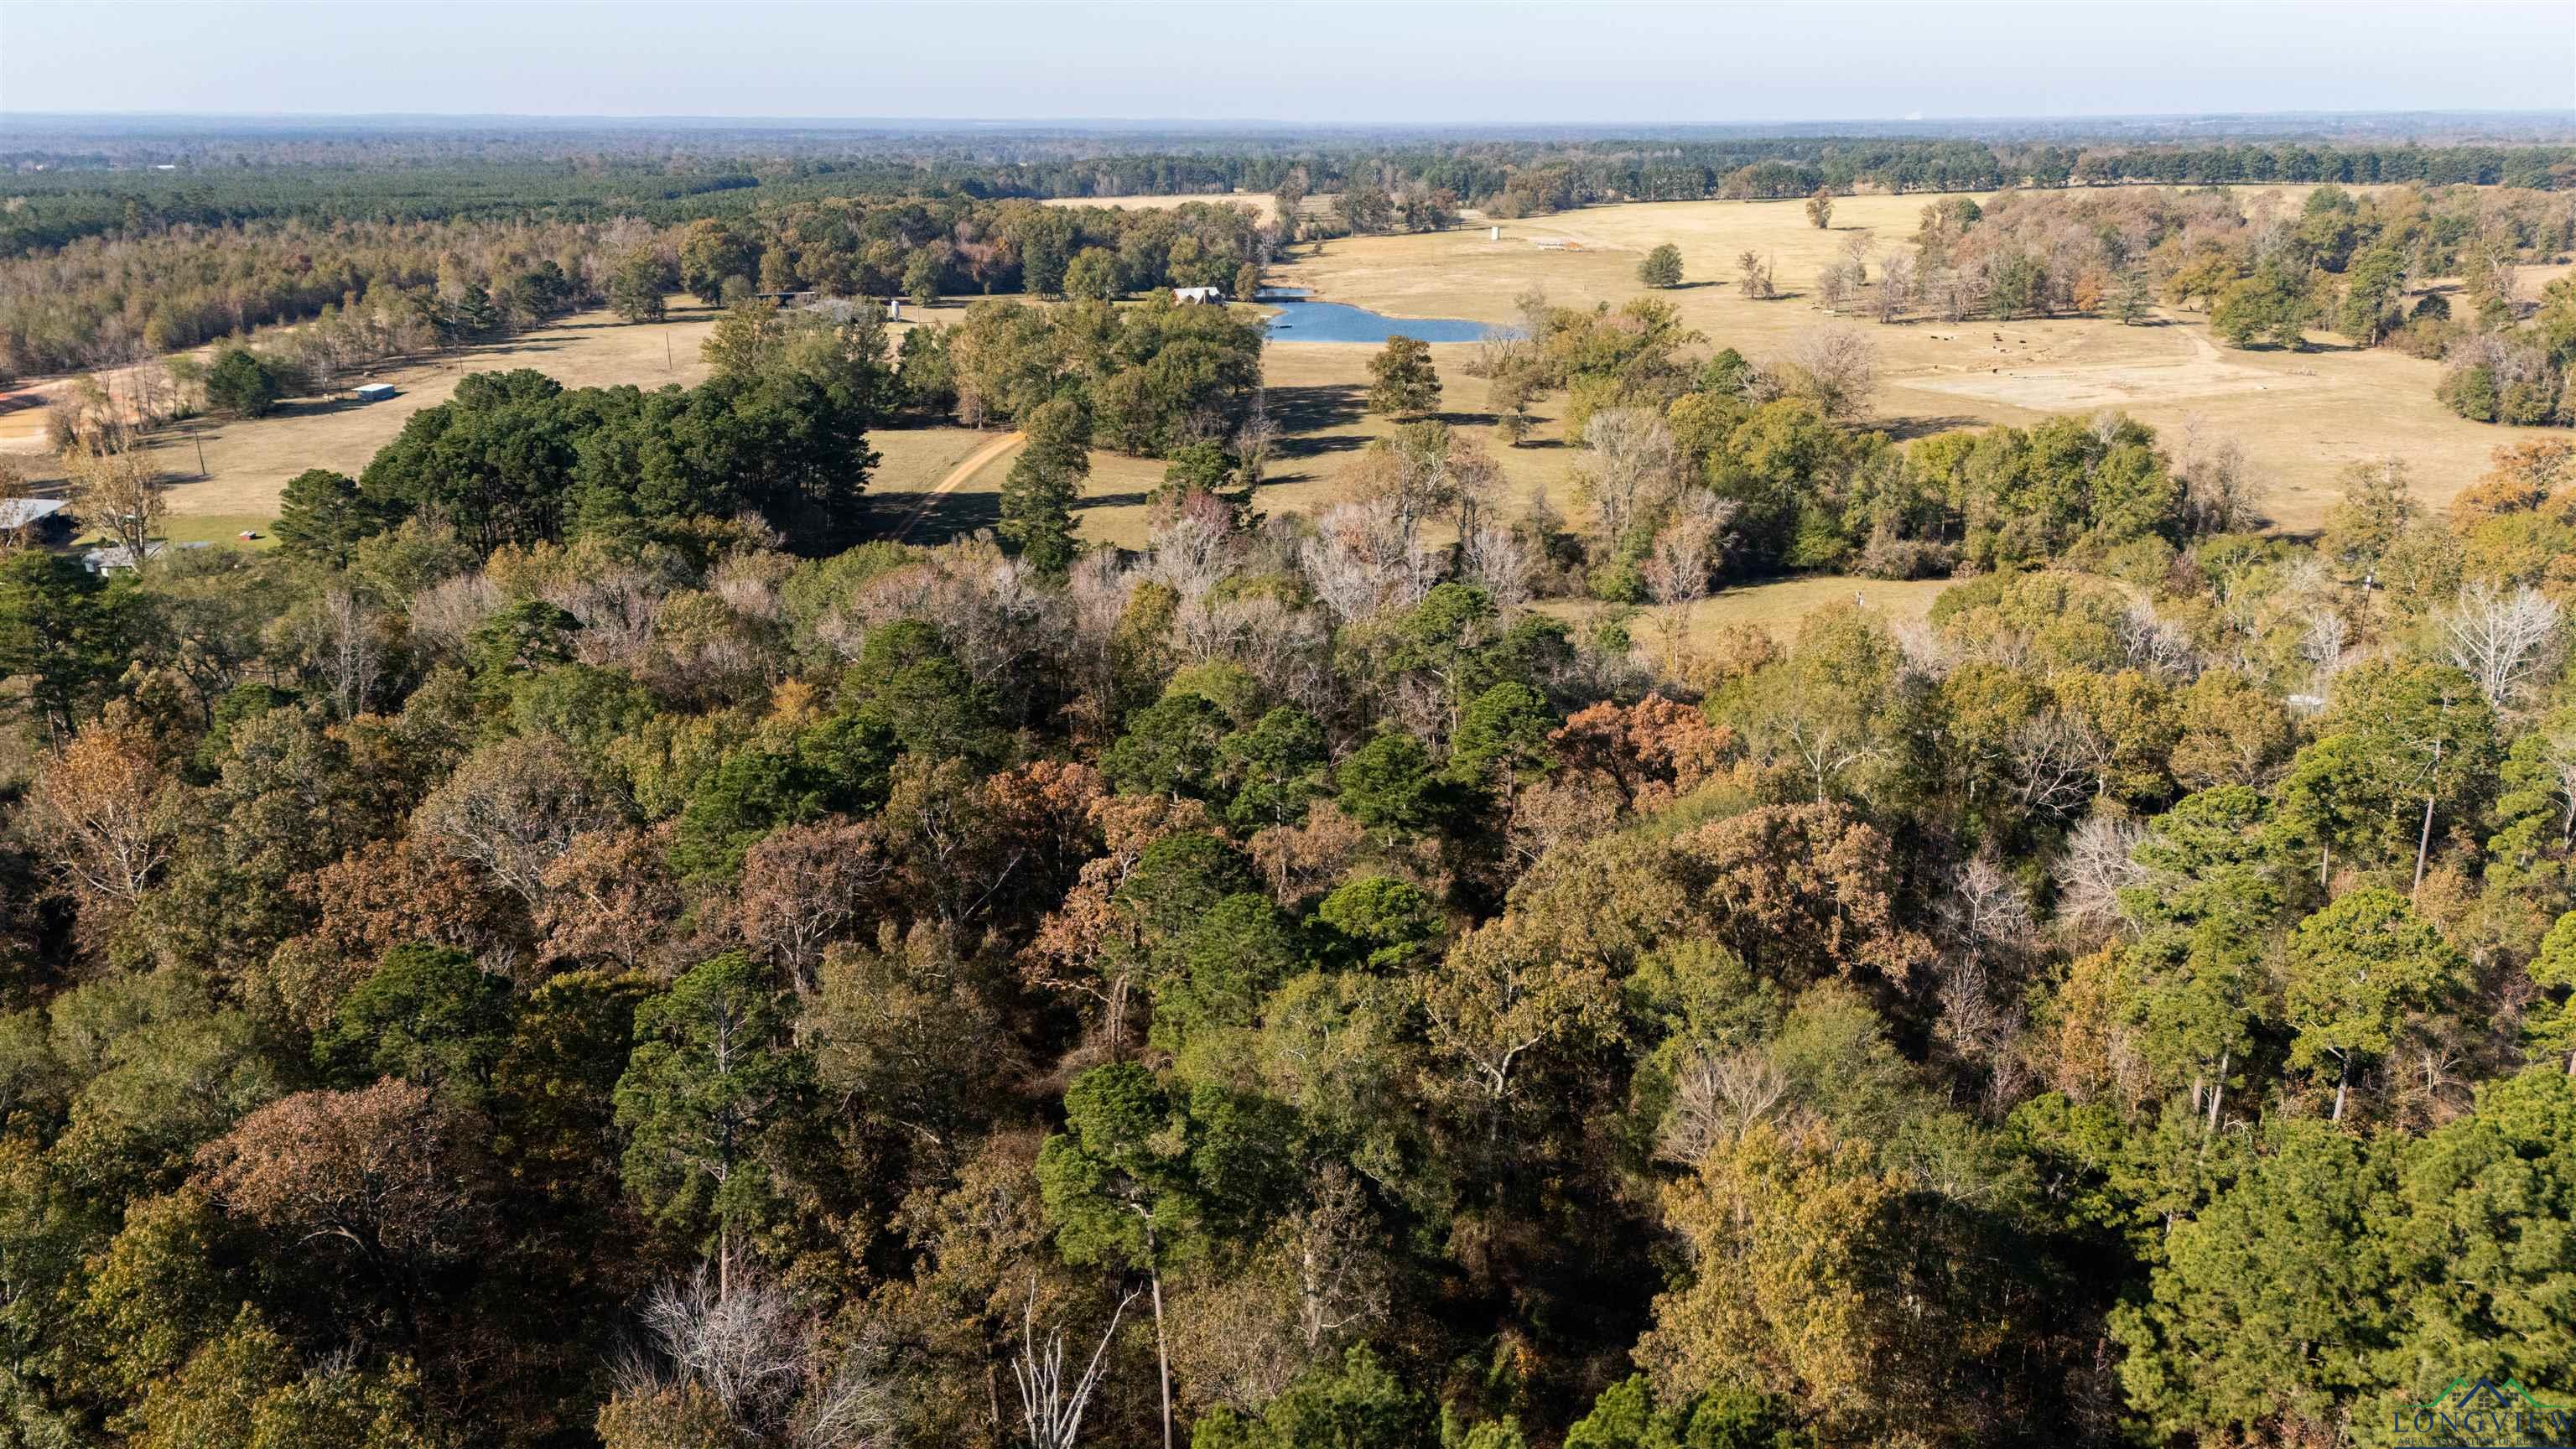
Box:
0 497 69 542
802 298 875 325
1172 286 1225 305
354 382 397 402
82 540 208 574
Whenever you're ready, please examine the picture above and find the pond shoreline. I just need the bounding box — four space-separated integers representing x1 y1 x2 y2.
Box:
1254 286 1497 345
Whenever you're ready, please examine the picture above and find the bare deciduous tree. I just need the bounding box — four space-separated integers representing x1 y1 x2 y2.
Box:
2171 415 2257 535
1873 249 1915 325
1576 408 1685 547
1656 1047 1789 1166
407 571 505 657
634 1269 808 1428
1642 491 1737 668
1144 506 1234 604
2297 615 2350 691
414 735 621 909
1457 518 1535 611
1301 500 1436 622
2441 579 2564 709
1344 426 1460 566
617 1265 896 1449
2054 813 2148 934
305 586 388 719
1932 262 1986 322
2118 603 2200 679
1012 1277 1137 1449
2007 709 2105 821
64 437 165 572
1735 249 1775 300
1285 1166 1389 1351
1763 326 1880 422
1932 857 2038 1110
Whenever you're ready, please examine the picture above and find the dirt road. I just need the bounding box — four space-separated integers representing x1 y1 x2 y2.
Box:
897 428 1024 540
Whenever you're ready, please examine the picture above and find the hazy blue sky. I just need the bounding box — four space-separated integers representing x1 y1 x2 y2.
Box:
7 1 2572 122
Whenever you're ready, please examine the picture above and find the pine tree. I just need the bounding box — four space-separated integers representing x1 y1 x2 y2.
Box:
1000 397 1089 574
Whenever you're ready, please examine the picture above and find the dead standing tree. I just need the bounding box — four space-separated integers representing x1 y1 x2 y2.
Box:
1012 1277 1138 1449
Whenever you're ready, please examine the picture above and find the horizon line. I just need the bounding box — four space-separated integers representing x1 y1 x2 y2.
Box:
8 106 2575 129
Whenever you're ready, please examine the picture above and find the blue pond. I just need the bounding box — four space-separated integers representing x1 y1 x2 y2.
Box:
1259 288 1493 344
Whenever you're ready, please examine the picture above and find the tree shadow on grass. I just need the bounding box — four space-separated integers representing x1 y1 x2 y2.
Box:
1875 413 1985 442
265 393 403 421
452 338 574 362
1073 491 1154 514
868 487 998 547
1270 382 1367 460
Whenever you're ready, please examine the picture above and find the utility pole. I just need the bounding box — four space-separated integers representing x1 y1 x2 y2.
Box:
190 423 207 479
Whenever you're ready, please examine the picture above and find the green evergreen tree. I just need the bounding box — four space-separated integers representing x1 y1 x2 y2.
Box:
204 346 284 418
312 943 514 1108
2284 889 2467 1121
273 469 376 564
999 397 1088 574
0 550 134 737
613 953 808 1293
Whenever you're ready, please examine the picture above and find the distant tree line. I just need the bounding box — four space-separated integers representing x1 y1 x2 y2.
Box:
10 133 2571 260
0 215 652 377
0 192 1275 382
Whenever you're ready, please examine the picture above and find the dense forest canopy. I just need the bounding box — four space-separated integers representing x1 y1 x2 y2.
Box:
8 112 2576 1449
12 258 2576 1448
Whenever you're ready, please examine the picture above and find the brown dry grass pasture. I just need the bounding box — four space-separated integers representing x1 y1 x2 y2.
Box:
1540 574 1956 644
1272 187 2521 534
10 190 2542 615
1 300 732 526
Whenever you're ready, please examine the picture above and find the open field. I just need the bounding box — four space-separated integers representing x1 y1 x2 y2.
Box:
2 294 974 527
1 300 731 520
1278 187 2527 532
1539 574 1955 652
1044 192 1279 221
5 190 2545 558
